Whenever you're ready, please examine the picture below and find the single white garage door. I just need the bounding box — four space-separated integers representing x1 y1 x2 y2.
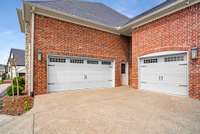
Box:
48 56 114 92
139 53 188 96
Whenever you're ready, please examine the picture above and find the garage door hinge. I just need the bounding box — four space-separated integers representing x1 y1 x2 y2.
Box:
108 80 113 82
141 81 147 84
48 65 55 66
141 65 147 68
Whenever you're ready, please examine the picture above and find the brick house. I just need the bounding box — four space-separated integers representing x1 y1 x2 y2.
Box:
17 0 200 99
7 48 26 78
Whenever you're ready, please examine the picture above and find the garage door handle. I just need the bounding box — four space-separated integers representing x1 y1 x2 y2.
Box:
84 75 87 80
48 83 55 85
179 64 187 66
179 85 188 87
159 76 164 80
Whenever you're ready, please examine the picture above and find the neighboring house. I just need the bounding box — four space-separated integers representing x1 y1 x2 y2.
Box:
0 64 5 81
7 48 25 78
17 0 200 99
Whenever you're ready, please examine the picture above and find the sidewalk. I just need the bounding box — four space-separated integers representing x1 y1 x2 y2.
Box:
0 115 15 127
0 84 10 97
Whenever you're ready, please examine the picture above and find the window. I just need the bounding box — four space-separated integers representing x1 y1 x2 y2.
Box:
144 58 158 64
70 59 84 64
87 60 99 64
50 58 66 63
121 64 126 74
102 61 111 65
164 56 184 62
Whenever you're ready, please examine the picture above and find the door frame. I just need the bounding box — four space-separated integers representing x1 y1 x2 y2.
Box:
138 51 189 96
47 54 116 93
121 62 129 86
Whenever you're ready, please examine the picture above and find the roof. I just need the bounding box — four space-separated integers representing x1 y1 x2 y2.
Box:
127 0 177 24
26 0 130 27
8 49 25 66
19 0 200 35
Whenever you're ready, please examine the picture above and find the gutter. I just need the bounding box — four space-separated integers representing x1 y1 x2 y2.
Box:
120 0 186 30
120 0 200 31
20 0 200 35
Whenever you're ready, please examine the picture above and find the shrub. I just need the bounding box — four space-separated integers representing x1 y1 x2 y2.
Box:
24 100 31 112
13 77 25 89
5 77 25 96
6 85 24 96
0 80 3 85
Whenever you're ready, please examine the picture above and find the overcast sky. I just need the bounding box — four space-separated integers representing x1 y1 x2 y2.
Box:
0 0 165 64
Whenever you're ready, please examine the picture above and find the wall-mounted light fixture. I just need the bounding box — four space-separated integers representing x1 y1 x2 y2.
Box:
191 47 198 60
38 50 42 61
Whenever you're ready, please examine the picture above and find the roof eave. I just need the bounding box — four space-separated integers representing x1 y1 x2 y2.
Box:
24 2 122 35
17 9 25 33
120 0 200 35
21 0 200 36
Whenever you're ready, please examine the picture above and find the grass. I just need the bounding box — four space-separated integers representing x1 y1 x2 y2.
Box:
0 80 3 85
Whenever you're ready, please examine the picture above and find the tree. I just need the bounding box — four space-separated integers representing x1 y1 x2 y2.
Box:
10 58 20 100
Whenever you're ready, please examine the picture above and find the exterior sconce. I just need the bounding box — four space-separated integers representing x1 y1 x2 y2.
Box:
191 47 198 60
38 50 42 61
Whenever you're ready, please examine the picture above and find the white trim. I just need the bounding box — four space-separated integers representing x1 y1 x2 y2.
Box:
47 54 115 61
122 0 184 29
138 56 141 90
47 55 49 93
112 60 116 88
138 51 189 96
20 0 200 35
121 0 200 30
126 62 129 86
186 51 190 96
30 8 35 95
140 51 187 58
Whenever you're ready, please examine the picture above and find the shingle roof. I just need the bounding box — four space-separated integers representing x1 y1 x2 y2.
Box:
26 0 130 27
127 0 177 24
9 49 25 66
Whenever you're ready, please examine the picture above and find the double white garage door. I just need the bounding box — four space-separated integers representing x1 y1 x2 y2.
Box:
48 56 114 92
139 52 188 96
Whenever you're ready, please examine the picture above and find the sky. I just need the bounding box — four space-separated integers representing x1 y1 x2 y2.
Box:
0 0 165 64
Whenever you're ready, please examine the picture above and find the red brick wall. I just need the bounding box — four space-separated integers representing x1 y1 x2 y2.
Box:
131 4 200 99
34 15 130 95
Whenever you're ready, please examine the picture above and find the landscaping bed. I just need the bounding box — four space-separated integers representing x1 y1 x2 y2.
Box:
0 77 34 116
0 95 33 116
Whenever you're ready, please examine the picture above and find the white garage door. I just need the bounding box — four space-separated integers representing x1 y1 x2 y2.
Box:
139 53 188 96
48 56 114 92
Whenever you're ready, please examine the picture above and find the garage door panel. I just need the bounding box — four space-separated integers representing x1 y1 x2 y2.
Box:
140 53 188 96
48 57 114 92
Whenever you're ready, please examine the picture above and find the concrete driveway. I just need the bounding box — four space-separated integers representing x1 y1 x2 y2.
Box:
0 87 200 134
